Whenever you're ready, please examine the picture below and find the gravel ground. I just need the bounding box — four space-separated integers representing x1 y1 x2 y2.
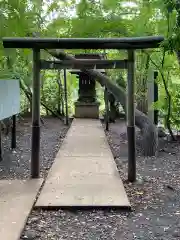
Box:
105 120 180 240
1 117 180 239
0 117 69 179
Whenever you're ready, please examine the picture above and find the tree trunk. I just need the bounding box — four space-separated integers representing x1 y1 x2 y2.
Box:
56 71 65 116
1 118 12 135
41 77 49 115
108 92 118 122
136 98 148 114
47 49 158 156
19 79 64 121
176 51 180 65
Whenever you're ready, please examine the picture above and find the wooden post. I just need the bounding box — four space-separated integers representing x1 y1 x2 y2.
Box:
148 70 158 125
104 87 109 131
11 115 16 149
64 69 69 125
31 48 40 178
127 50 136 182
154 71 158 125
57 70 61 115
148 68 154 123
0 122 2 161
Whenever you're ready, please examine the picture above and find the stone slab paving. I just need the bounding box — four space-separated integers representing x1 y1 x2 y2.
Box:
36 119 130 209
0 179 43 240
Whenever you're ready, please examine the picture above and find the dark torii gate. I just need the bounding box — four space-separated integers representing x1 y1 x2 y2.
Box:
2 36 164 182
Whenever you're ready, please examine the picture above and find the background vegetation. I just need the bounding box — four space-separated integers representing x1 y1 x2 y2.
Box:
0 0 180 132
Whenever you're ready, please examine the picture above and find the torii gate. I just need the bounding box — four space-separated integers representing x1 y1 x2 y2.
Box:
2 36 164 182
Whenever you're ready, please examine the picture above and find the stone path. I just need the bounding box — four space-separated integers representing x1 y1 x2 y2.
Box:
36 119 130 208
0 179 43 240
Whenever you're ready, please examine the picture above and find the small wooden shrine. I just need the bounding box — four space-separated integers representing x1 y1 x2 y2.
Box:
70 53 105 118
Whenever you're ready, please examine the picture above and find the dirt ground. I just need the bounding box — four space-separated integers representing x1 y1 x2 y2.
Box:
1 117 180 240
